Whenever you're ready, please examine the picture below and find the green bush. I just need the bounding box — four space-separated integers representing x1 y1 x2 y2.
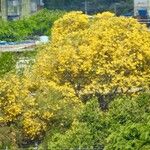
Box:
105 123 150 150
0 53 17 76
48 121 94 149
0 9 65 41
44 99 105 150
105 93 150 149
0 51 37 76
78 99 107 149
29 9 65 36
43 94 150 149
0 126 19 150
106 94 150 130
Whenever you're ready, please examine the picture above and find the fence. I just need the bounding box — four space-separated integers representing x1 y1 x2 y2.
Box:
138 18 150 24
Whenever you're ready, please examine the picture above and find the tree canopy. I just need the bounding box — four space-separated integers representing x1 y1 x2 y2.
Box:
34 11 150 109
1 11 150 149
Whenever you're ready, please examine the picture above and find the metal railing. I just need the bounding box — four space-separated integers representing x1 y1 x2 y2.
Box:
0 41 36 52
138 18 150 24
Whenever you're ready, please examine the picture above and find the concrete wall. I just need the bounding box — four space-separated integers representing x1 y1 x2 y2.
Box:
1 0 7 20
0 0 42 20
21 0 31 18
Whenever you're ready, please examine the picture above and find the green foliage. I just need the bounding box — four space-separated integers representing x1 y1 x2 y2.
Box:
29 9 65 36
0 53 17 76
43 94 150 149
0 126 19 150
107 94 150 128
44 99 104 150
0 51 37 76
48 121 94 149
0 18 34 41
105 93 150 149
18 50 37 58
78 99 107 149
105 123 150 150
0 9 65 41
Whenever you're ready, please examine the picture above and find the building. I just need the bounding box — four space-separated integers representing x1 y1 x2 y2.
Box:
0 0 44 20
134 0 150 17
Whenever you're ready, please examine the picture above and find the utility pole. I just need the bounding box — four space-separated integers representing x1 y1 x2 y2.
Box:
114 3 117 15
114 3 120 15
84 0 88 14
147 0 150 17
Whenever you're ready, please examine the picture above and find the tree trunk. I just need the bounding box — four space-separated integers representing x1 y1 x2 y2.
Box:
96 93 108 111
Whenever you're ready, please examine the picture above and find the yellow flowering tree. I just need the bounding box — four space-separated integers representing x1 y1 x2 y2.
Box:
51 11 89 45
0 72 82 145
1 11 150 147
35 11 150 110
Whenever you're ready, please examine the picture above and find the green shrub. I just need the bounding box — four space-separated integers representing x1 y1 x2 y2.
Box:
78 99 107 149
0 9 65 41
44 94 150 149
0 53 17 76
105 123 150 150
106 94 150 130
0 51 37 76
104 93 150 149
0 126 19 150
44 99 105 150
48 121 94 149
29 9 65 36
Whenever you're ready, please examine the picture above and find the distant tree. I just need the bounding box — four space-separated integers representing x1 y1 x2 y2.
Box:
43 0 133 14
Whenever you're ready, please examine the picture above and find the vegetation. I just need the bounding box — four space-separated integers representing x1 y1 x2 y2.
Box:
0 9 65 41
40 11 150 110
0 53 17 76
0 11 150 149
0 51 37 77
46 94 150 150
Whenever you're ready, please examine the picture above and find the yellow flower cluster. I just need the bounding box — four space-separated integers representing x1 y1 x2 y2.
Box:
0 72 82 141
52 11 89 44
22 111 47 140
0 74 22 123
